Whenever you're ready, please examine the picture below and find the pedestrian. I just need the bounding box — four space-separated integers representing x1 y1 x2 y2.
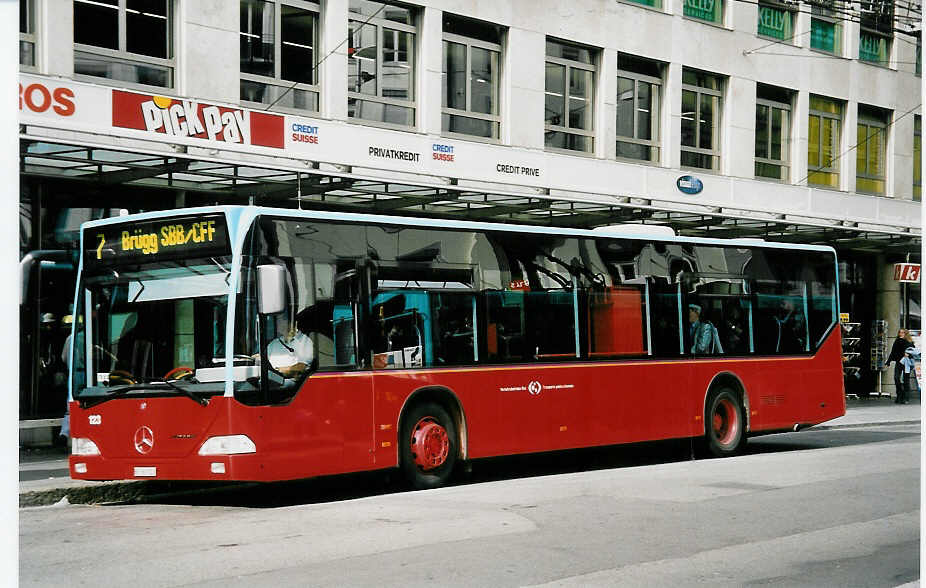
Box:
898 348 917 404
886 328 909 403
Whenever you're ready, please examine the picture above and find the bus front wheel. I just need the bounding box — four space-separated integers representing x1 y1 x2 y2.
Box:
703 388 745 457
400 402 457 490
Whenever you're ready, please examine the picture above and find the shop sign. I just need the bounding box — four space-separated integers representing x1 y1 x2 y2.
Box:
839 313 850 323
432 143 455 162
19 82 75 117
368 146 421 162
757 5 788 40
811 20 835 52
112 91 284 149
858 33 885 62
291 123 319 145
893 263 921 283
19 74 112 130
684 0 718 22
676 175 703 194
496 163 541 177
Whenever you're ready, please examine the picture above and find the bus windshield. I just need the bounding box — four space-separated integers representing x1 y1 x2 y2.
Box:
72 256 234 401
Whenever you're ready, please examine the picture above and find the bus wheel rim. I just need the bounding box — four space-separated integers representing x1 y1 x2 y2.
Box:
712 398 738 447
410 417 450 471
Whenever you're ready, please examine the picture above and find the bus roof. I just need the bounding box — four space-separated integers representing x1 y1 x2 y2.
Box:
80 205 837 255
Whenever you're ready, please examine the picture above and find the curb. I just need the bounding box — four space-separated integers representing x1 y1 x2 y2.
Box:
809 419 921 431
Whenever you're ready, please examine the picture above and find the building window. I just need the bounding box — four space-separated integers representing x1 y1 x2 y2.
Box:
858 0 892 65
914 115 921 201
757 1 795 41
441 15 502 140
20 0 36 68
684 0 723 24
856 105 889 195
807 95 842 188
616 54 662 163
626 0 662 10
73 0 174 89
916 34 921 76
810 0 842 55
755 84 791 181
545 39 596 153
240 0 320 113
348 0 417 128
680 69 723 171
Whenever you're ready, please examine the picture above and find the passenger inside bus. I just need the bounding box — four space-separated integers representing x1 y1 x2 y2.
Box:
688 303 723 355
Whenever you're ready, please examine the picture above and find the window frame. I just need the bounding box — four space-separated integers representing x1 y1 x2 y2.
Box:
857 0 893 67
441 30 502 143
619 0 663 11
20 0 37 70
807 96 842 188
347 1 419 130
914 115 921 202
916 34 922 77
756 0 797 43
73 0 176 92
809 0 843 56
615 64 662 164
240 0 321 114
544 39 597 155
755 93 792 182
855 109 888 195
683 0 725 25
680 70 724 172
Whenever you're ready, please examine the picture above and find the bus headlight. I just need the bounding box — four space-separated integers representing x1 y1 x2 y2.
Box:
72 438 100 456
198 435 256 456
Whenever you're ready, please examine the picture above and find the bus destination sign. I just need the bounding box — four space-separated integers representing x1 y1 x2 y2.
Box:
85 214 230 267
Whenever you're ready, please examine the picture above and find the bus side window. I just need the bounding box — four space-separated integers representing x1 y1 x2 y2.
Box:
648 280 683 356
431 293 476 365
485 291 525 361
587 286 648 358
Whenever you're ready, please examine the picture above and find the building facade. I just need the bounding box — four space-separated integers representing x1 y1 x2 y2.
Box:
18 0 922 429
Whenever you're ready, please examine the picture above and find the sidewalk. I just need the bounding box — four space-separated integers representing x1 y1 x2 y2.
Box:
19 395 922 499
819 394 922 429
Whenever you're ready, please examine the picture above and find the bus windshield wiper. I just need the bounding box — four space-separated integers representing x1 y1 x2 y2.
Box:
81 380 208 408
147 377 210 407
80 385 144 408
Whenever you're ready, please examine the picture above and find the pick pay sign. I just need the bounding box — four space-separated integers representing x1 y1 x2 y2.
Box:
111 90 284 149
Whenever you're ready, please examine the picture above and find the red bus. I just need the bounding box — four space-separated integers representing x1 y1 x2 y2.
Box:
68 207 845 488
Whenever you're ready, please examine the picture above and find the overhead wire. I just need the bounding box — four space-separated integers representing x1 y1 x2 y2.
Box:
263 4 386 111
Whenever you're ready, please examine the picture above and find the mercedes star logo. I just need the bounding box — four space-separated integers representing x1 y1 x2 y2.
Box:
134 426 154 454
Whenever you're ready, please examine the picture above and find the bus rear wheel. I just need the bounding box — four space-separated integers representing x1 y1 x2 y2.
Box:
400 402 457 490
703 388 745 457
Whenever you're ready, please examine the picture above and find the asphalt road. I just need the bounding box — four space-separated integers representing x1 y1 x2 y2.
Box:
20 424 920 587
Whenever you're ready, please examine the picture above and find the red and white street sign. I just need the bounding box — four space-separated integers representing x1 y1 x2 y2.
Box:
893 263 921 283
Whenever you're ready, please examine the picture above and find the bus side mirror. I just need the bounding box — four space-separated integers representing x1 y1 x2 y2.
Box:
257 265 286 315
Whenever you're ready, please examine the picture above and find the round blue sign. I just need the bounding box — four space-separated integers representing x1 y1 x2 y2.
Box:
676 175 703 195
